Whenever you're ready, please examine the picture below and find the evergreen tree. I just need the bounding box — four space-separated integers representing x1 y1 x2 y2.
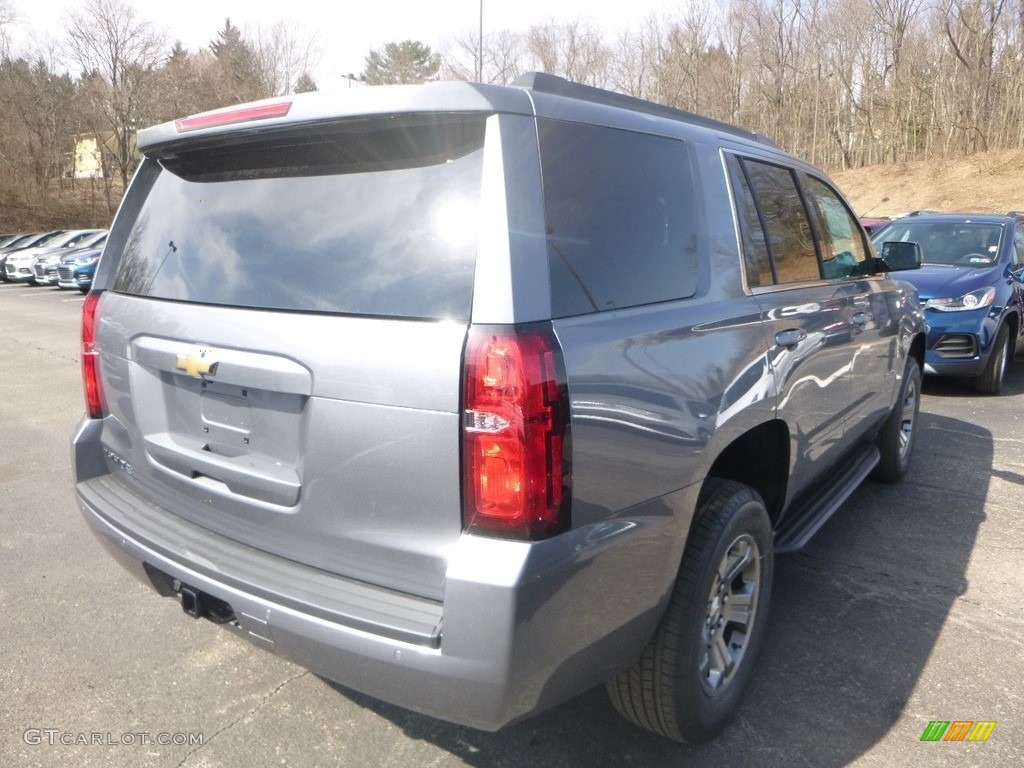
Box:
210 18 269 102
363 40 440 85
294 72 318 93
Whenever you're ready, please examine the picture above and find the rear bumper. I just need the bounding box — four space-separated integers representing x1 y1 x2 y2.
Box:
73 417 694 730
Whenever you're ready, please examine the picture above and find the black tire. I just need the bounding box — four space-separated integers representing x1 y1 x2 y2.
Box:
872 355 921 483
975 323 1011 395
607 478 773 743
79 286 90 294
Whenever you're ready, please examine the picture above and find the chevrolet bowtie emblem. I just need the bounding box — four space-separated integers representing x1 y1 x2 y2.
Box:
175 347 219 378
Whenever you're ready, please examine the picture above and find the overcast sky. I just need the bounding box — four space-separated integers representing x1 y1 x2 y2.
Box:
4 0 679 92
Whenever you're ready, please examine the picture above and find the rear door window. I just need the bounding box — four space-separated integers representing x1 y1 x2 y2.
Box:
538 120 701 317
726 155 775 287
735 158 820 284
112 115 486 320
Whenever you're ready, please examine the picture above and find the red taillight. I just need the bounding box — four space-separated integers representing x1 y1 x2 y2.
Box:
174 101 292 133
462 326 570 539
82 291 106 419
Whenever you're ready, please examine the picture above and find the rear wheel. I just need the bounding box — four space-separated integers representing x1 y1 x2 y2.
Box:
607 478 773 743
975 323 1011 395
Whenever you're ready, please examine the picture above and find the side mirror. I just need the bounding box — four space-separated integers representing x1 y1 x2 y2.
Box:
875 241 922 272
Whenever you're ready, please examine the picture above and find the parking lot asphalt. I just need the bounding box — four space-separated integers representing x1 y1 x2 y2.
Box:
1 281 1022 767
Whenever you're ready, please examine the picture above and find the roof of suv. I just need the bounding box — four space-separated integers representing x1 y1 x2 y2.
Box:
896 212 1021 224
138 73 780 155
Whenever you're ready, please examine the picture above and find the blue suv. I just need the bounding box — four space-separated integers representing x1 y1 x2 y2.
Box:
872 212 1024 394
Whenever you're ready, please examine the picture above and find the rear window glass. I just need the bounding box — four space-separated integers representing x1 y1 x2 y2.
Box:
112 115 486 320
538 120 700 318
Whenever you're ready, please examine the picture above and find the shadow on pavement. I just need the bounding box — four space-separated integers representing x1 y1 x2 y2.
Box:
324 410 991 767
919 348 1024 398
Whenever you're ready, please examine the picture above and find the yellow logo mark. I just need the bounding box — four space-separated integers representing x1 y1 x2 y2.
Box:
175 347 219 378
968 721 997 742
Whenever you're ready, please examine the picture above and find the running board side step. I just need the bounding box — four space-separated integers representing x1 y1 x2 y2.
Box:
774 444 880 554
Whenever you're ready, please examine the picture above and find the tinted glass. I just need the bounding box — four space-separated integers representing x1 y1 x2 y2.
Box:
1012 228 1024 267
726 154 774 287
804 176 869 279
742 159 819 283
3 234 38 249
112 116 486 320
538 120 700 317
28 232 66 249
872 220 1003 267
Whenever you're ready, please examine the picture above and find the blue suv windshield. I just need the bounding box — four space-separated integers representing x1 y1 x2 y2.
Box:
874 220 1003 267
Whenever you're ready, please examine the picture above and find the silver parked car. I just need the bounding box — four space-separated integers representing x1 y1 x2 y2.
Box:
72 74 926 742
5 229 101 283
0 231 65 280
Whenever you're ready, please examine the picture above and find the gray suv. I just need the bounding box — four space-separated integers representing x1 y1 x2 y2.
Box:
72 73 926 742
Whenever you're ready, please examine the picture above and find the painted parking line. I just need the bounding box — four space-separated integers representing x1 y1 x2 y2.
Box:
62 297 86 303
12 290 68 297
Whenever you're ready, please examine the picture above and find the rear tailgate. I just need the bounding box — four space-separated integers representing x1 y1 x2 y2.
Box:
89 114 488 600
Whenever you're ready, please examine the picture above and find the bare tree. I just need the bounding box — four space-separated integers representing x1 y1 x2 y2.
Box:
63 0 166 190
609 15 664 100
441 28 526 84
1 39 76 200
658 2 720 115
941 0 1008 152
526 19 611 86
0 0 12 58
253 19 321 95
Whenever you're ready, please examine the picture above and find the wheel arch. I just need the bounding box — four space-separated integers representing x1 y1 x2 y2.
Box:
909 331 926 372
701 420 789 528
1004 310 1020 355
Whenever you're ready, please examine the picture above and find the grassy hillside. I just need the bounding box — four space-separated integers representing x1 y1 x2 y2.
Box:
4 149 1022 234
830 149 1024 218
1 179 121 232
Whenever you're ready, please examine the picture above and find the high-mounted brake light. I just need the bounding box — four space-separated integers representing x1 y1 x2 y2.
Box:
462 325 570 539
175 101 292 133
82 291 107 419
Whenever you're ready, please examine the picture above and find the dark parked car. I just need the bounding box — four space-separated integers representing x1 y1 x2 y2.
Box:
872 212 1024 393
73 73 926 743
56 243 105 292
859 216 891 235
